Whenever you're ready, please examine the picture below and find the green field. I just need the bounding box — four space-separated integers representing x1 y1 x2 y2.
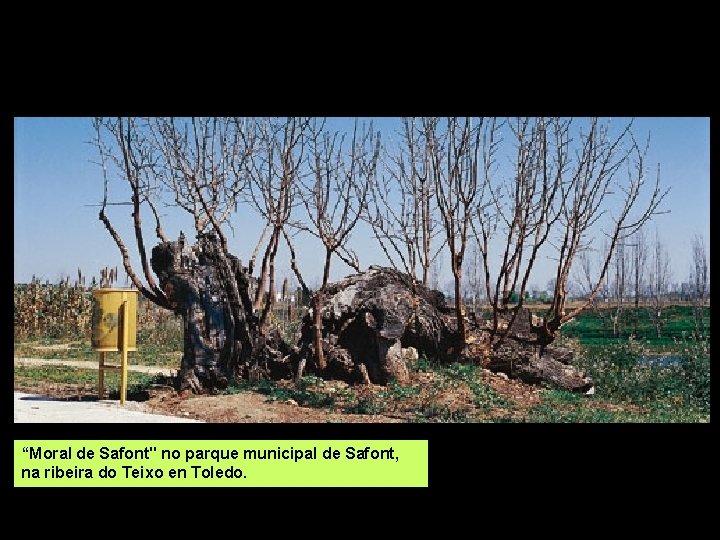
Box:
561 304 710 347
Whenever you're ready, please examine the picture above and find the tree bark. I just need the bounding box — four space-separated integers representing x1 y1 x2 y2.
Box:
512 354 594 393
150 246 593 394
150 233 287 393
313 249 333 371
297 267 593 393
476 306 594 393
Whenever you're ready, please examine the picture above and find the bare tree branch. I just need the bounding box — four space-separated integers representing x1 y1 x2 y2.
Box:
299 118 381 370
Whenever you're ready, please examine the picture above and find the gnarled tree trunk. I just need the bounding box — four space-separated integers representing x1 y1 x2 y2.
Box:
150 233 290 393
294 266 594 393
147 250 593 394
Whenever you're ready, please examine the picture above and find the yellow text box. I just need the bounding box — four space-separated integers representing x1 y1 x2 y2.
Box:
14 440 428 487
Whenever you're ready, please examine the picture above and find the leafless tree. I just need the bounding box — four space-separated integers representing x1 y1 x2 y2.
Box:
573 247 611 334
630 226 648 335
609 234 630 337
464 238 483 315
461 117 667 353
299 119 381 370
689 233 708 338
648 229 671 338
94 117 169 308
95 117 258 294
475 118 571 346
93 116 671 390
533 119 667 349
93 117 261 390
244 117 311 332
424 117 497 340
365 117 442 285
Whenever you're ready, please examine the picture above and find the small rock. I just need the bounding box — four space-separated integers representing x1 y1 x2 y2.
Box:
326 380 349 390
358 364 372 385
384 340 410 384
402 347 419 362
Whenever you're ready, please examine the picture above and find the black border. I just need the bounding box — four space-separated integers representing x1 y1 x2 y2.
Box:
7 74 716 514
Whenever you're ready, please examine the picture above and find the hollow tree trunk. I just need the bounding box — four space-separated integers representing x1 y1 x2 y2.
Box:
296 267 593 393
150 233 287 393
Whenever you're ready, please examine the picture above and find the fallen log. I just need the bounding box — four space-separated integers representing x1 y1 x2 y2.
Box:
293 266 458 384
294 266 594 393
474 307 595 394
483 342 594 394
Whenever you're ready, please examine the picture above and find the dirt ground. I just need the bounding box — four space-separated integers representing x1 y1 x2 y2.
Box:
143 390 406 423
14 357 545 423
13 377 406 423
14 357 644 423
141 369 548 423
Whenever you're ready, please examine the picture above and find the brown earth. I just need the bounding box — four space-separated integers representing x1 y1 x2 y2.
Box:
142 389 405 423
14 357 647 422
14 357 549 422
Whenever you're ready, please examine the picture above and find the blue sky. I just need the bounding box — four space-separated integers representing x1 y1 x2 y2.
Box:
14 117 710 294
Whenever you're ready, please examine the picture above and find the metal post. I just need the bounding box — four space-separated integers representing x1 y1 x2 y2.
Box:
98 351 106 400
120 298 129 405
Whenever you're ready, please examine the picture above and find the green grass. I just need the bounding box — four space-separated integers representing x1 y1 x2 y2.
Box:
227 376 339 409
525 392 633 423
13 339 98 360
224 360 513 422
564 332 710 423
14 365 163 399
14 331 183 368
561 305 710 346
431 361 512 413
15 365 102 386
340 359 514 422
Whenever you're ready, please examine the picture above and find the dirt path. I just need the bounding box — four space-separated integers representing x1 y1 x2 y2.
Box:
14 357 177 376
